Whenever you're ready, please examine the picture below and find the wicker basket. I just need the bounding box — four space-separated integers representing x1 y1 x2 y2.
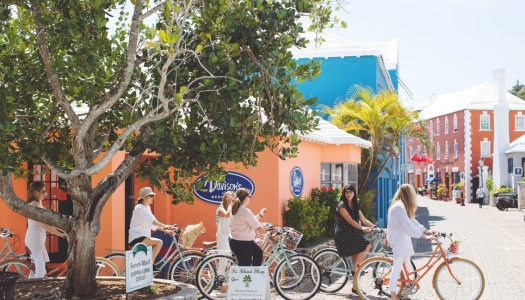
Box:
254 227 269 247
282 228 303 250
179 222 204 248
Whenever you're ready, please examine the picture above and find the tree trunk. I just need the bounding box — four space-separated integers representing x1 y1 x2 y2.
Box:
62 207 101 299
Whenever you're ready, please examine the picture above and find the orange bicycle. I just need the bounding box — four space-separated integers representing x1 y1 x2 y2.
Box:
354 232 485 300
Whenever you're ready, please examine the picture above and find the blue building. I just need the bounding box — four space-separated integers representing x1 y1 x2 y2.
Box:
291 32 405 227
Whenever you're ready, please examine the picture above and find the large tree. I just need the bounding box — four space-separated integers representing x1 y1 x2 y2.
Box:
0 0 342 297
323 85 433 193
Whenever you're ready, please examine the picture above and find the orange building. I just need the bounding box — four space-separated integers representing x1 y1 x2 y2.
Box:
1 118 370 262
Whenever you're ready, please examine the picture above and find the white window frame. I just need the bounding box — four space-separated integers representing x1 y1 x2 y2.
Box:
321 163 358 190
429 120 433 134
444 118 449 134
444 141 449 159
480 115 490 130
516 115 524 131
436 118 440 135
436 142 440 160
481 141 491 157
453 115 458 132
454 140 458 158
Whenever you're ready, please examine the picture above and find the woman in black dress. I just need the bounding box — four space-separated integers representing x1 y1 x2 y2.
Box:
334 185 375 293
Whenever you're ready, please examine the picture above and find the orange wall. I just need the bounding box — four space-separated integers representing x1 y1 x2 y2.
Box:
0 167 29 250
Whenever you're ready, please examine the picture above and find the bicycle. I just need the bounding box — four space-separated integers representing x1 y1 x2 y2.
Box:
354 231 485 299
104 223 206 285
313 227 417 293
195 224 322 300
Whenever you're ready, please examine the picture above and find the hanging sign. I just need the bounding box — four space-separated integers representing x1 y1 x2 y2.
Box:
290 167 304 197
126 243 153 293
193 172 256 204
228 266 271 300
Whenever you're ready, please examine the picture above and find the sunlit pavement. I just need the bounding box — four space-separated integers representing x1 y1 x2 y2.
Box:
271 195 525 299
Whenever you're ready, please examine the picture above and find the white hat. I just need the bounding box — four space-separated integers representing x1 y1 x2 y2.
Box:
138 187 156 201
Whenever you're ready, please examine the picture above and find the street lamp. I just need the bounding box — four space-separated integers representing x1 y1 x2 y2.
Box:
479 159 484 205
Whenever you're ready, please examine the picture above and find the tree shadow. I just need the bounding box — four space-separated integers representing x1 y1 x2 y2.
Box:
412 206 445 254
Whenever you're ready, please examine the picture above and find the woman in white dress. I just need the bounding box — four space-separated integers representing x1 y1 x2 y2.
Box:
25 182 67 278
216 191 234 297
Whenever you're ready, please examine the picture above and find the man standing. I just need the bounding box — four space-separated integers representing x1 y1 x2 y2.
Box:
476 185 485 208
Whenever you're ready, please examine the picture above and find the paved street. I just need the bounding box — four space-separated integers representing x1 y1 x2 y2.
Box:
272 195 525 299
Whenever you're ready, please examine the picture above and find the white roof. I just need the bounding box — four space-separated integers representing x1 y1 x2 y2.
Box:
506 134 525 154
290 31 398 70
419 83 525 120
297 117 372 148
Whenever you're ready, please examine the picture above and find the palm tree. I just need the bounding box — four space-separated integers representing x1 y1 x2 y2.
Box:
323 85 432 192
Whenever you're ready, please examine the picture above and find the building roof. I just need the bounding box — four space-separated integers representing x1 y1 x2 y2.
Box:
506 133 525 154
419 83 525 120
297 117 372 148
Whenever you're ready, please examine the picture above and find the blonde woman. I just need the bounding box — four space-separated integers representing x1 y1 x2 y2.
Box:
387 184 436 300
216 191 235 251
25 182 67 278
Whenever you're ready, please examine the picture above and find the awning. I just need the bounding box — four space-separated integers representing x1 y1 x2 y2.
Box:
425 177 439 183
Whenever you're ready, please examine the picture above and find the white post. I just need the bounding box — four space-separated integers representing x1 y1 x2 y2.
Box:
492 69 510 189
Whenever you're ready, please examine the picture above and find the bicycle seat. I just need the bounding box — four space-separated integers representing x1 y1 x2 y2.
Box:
202 241 217 249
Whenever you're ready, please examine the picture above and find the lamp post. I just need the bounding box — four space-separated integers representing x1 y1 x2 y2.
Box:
479 159 484 205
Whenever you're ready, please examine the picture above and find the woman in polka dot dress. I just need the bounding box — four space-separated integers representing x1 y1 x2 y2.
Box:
334 185 375 294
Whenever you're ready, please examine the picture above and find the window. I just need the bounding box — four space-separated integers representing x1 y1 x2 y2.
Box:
454 140 458 158
429 120 433 134
508 158 513 173
436 142 440 160
453 115 458 132
516 115 524 131
321 163 358 190
436 119 440 135
444 141 449 158
480 115 490 130
481 141 491 157
444 118 449 134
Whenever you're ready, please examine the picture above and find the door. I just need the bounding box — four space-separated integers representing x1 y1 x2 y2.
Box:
124 173 135 249
472 176 480 204
28 163 72 263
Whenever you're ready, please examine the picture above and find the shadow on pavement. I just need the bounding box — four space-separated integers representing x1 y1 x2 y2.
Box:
412 206 445 254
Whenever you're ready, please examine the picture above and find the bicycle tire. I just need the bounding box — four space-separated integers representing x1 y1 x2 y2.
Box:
167 252 205 285
273 254 321 300
433 257 485 300
0 259 33 279
313 248 349 293
104 252 126 276
355 256 404 299
95 257 120 277
195 254 237 300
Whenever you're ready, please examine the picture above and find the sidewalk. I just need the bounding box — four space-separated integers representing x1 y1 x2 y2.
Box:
273 194 525 299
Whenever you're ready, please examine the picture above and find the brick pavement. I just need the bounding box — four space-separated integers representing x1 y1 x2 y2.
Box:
272 195 525 299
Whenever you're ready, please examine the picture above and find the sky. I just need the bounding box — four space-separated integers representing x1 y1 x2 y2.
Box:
321 0 525 102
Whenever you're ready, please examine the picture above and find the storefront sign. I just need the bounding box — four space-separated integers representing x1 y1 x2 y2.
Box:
290 167 304 197
514 167 523 176
228 266 270 300
193 172 256 204
126 243 153 293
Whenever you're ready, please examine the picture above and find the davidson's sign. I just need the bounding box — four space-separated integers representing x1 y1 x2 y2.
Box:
193 172 256 204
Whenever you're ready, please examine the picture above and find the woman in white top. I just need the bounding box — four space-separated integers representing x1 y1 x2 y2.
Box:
128 187 175 266
216 191 235 251
387 184 436 300
25 182 67 278
229 188 266 266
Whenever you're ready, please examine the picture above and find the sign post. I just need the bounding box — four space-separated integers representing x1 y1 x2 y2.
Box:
228 266 271 300
126 243 154 294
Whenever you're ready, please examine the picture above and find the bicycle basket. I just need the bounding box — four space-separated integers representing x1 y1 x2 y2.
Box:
254 227 269 247
449 240 460 254
179 222 204 248
282 228 303 250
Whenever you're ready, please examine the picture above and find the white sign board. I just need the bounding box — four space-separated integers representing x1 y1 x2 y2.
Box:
126 243 154 293
228 266 271 300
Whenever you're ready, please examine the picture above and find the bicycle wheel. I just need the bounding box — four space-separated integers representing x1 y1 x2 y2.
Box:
104 252 126 276
168 252 205 285
196 254 237 300
313 248 349 293
355 256 404 299
0 259 33 279
274 254 321 300
433 257 485 300
263 252 285 292
95 257 120 276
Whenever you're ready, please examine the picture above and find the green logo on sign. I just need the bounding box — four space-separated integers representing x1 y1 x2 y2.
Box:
243 275 252 287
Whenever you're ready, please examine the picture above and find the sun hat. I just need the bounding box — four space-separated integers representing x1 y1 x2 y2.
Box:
138 187 156 201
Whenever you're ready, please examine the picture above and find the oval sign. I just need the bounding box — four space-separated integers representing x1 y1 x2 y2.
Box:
193 172 256 204
290 167 304 197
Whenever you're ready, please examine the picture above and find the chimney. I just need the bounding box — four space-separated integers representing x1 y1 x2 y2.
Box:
493 69 506 103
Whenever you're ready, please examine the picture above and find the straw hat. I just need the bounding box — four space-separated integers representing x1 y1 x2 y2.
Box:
138 187 156 201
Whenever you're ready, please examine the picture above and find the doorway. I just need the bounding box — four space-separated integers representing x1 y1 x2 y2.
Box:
471 176 480 204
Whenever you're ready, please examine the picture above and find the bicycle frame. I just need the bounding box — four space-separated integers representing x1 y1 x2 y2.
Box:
153 230 204 272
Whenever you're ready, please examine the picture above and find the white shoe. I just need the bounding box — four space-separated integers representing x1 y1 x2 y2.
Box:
219 292 228 298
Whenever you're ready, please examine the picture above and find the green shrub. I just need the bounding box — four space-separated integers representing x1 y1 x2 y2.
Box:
283 196 330 241
358 190 376 222
490 186 514 195
311 187 341 237
486 175 494 191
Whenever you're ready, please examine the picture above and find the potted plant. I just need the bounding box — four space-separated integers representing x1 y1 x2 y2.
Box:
436 184 448 200
452 182 465 204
